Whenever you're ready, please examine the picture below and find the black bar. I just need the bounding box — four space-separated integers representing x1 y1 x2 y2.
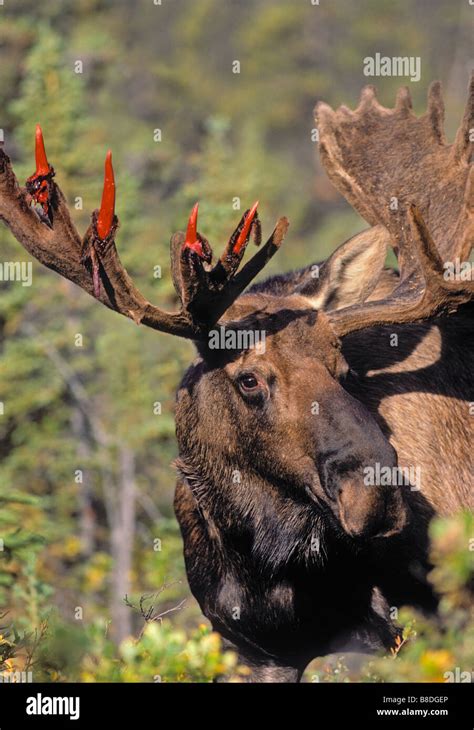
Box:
0 682 471 727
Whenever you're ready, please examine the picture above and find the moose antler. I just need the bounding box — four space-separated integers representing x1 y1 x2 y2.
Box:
0 127 288 340
316 75 474 267
326 203 473 337
312 75 474 337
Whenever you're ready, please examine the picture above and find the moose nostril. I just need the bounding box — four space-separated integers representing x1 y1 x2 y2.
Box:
336 477 408 539
316 447 362 502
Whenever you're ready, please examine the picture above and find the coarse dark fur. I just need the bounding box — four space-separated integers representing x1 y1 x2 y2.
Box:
174 260 473 681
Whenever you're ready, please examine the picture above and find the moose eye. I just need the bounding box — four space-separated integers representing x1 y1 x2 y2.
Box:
238 373 259 391
235 371 271 404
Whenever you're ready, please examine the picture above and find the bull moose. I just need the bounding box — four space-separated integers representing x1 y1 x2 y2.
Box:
0 76 472 681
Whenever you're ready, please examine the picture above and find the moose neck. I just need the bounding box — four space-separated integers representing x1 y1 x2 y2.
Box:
341 313 474 517
175 453 369 578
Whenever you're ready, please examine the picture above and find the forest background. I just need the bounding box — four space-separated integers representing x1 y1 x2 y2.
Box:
0 0 472 682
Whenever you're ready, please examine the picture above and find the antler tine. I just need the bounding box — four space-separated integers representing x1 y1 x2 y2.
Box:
326 204 473 339
220 216 288 313
452 70 474 165
427 80 446 144
394 86 413 114
0 133 288 341
356 85 382 112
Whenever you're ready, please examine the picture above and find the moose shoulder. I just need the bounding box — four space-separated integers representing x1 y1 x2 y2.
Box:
1 78 472 682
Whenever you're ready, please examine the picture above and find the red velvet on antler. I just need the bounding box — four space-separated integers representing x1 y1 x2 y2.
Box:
96 150 116 240
34 124 50 176
233 201 259 255
0 126 288 339
25 124 55 220
184 203 206 257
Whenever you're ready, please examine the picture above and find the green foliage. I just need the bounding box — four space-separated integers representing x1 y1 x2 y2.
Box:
0 488 46 604
81 621 238 683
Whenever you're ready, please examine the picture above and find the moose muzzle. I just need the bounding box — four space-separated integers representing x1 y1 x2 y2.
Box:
315 391 409 539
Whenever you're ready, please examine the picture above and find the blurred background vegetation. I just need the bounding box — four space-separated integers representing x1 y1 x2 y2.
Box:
0 0 472 681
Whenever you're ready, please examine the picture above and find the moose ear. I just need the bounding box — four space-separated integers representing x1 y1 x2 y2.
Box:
297 225 391 311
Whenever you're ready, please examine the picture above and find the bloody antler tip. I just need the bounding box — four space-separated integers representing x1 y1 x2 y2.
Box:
96 148 116 240
184 203 205 257
233 201 259 255
188 202 199 230
185 203 199 240
104 149 114 186
34 123 50 176
104 149 114 177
